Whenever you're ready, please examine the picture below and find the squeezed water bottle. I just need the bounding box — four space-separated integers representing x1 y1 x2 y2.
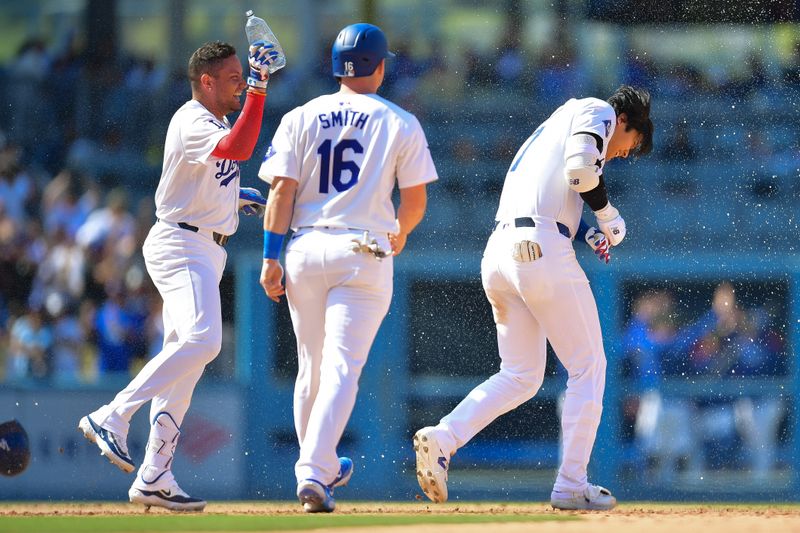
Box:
245 10 286 74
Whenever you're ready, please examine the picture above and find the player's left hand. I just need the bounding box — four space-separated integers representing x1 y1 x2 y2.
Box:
260 259 285 303
594 203 626 246
389 232 408 256
239 187 267 217
247 41 279 91
584 226 611 264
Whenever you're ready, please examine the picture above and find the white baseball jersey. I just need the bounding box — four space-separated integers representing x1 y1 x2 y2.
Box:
258 93 438 233
154 100 241 236
495 97 616 236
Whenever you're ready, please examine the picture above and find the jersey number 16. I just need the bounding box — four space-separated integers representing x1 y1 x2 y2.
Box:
317 139 364 194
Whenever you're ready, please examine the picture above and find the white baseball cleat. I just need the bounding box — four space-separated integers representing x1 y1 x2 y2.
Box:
297 479 335 513
550 484 617 511
129 483 206 512
413 427 449 503
78 416 135 473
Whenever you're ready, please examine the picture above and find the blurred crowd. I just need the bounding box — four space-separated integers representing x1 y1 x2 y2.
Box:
622 282 788 481
7 26 800 189
0 136 163 385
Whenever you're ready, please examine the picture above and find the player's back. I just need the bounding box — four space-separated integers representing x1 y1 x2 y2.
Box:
495 97 614 234
262 92 425 234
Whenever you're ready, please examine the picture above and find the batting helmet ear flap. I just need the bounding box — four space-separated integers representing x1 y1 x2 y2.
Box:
0 419 30 477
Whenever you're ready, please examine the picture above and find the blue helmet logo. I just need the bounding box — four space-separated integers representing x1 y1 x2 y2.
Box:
332 23 395 78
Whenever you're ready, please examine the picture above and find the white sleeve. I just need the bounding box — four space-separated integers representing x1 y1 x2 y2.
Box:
562 100 615 192
182 115 230 164
564 133 602 192
569 99 616 159
258 112 298 184
395 116 438 189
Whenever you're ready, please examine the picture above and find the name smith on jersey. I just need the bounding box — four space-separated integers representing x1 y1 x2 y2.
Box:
317 109 370 130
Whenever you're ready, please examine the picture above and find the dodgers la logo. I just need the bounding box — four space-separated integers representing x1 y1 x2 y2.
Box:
215 159 239 187
603 120 612 137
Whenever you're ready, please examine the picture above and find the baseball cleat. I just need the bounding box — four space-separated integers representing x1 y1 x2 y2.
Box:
413 427 449 503
129 483 206 512
297 479 335 513
550 484 617 511
332 457 354 488
78 416 135 473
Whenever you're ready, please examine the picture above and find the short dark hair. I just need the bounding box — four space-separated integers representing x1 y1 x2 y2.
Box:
188 41 237 91
607 85 653 157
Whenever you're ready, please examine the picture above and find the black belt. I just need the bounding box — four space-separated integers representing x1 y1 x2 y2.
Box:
171 221 229 246
493 217 571 239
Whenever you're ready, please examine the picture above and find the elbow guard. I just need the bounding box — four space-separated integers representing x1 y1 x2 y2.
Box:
563 133 602 193
579 174 610 212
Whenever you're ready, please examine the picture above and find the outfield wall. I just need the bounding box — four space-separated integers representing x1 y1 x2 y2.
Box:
1 386 245 500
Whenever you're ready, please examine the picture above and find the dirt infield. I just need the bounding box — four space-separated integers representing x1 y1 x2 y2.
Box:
1 502 799 532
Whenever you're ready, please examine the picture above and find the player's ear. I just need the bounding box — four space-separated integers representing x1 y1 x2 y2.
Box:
617 113 628 126
200 72 213 91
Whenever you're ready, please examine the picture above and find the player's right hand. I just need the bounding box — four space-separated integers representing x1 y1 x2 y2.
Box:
584 226 611 264
389 232 408 256
594 203 626 246
247 41 279 91
260 258 285 303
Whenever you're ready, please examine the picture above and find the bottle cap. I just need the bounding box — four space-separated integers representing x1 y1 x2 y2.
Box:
245 10 253 17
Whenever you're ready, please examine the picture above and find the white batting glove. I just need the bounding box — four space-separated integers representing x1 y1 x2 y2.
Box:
584 226 611 264
594 203 626 246
247 41 279 91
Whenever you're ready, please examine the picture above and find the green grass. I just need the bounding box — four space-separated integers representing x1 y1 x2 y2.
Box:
0 512 574 533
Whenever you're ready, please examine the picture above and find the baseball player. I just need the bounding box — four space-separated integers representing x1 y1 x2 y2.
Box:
258 23 437 513
78 40 279 511
414 86 653 510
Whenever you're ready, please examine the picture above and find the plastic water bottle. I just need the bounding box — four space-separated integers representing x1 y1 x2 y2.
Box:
245 10 286 74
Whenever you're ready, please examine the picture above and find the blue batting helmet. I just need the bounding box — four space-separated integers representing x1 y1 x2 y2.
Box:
0 420 30 477
332 23 395 78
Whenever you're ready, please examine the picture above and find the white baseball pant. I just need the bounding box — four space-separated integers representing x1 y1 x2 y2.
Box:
285 228 393 485
90 221 226 487
431 220 606 493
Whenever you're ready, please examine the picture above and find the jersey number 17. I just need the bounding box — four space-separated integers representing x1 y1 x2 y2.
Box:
317 139 364 194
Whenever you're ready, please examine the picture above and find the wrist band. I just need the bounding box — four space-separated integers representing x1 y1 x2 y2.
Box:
263 230 285 259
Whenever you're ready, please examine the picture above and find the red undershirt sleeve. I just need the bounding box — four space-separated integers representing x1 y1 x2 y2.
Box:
211 91 266 161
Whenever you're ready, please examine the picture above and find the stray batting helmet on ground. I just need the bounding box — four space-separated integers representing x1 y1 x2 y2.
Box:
0 419 30 477
332 23 395 78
